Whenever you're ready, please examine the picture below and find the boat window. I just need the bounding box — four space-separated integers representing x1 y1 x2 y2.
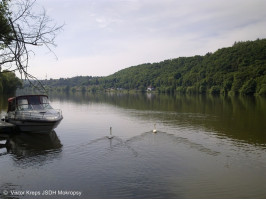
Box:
40 96 49 104
27 96 42 109
40 96 52 109
28 96 40 105
18 98 28 105
15 96 52 110
17 98 30 110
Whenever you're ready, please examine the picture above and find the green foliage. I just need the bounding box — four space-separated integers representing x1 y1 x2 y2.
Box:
223 75 233 94
240 79 257 95
0 71 22 94
176 86 186 94
258 85 266 96
186 86 197 94
81 86 86 93
0 0 13 48
255 75 266 95
199 85 207 94
210 86 221 95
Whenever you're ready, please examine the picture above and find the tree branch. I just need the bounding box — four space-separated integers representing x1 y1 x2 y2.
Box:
0 0 63 93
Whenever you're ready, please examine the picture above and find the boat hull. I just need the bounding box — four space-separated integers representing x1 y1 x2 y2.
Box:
7 118 63 133
5 95 63 133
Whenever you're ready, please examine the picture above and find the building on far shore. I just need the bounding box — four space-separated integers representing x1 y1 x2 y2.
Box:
147 86 154 92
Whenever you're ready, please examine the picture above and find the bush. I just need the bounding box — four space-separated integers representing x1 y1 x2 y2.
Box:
71 87 76 93
199 85 207 94
210 86 221 95
176 86 186 94
258 85 266 96
240 79 256 95
223 79 233 94
186 86 197 94
81 86 86 93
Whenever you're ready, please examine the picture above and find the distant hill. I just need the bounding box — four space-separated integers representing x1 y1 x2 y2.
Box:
33 38 266 96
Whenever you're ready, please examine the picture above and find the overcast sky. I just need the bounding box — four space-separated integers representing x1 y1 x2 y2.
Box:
26 0 266 79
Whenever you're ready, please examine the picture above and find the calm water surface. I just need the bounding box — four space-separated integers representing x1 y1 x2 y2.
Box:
0 93 266 198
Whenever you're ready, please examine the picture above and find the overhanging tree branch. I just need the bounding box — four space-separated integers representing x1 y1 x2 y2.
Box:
0 0 63 92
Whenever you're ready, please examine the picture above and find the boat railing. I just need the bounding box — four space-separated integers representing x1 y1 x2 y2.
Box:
14 109 62 121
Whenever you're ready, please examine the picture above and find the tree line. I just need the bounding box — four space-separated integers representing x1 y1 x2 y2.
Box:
37 38 266 96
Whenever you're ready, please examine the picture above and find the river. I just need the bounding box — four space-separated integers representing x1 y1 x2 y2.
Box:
0 92 266 198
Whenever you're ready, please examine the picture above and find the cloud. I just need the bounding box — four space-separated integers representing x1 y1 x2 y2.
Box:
28 0 266 79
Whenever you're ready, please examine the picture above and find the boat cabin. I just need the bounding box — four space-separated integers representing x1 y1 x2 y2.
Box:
7 95 51 112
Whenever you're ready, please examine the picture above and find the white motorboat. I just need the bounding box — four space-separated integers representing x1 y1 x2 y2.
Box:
4 95 63 133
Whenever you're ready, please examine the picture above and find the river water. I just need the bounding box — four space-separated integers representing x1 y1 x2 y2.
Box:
0 92 266 198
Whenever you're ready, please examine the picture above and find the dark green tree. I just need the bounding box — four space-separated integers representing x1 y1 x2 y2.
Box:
240 79 257 95
0 0 13 49
0 70 22 93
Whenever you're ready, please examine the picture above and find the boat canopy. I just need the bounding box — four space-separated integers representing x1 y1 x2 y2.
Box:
7 95 50 112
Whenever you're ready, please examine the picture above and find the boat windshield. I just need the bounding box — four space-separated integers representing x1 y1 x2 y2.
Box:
17 96 52 110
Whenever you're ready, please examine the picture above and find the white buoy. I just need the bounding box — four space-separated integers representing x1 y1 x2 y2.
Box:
107 126 114 139
153 124 157 133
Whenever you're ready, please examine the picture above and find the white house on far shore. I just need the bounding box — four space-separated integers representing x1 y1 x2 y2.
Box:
147 86 154 91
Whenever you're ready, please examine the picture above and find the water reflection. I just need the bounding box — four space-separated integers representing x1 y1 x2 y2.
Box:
0 131 62 166
45 92 266 146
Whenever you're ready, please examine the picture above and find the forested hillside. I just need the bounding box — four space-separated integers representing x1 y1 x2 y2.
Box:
39 39 266 96
101 39 266 95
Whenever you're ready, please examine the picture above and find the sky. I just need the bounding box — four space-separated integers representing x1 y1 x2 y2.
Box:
24 0 266 79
